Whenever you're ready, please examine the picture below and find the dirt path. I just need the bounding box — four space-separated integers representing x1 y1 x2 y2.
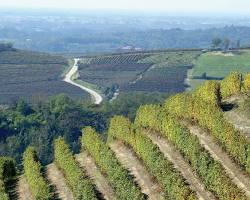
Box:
17 175 34 200
46 163 74 200
64 58 103 104
143 130 216 200
184 121 250 198
75 152 116 200
224 110 250 139
109 141 165 200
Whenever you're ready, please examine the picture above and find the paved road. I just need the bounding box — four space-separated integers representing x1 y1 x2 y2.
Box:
64 58 103 104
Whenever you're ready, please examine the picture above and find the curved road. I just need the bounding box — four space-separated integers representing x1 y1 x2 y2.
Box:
63 58 103 104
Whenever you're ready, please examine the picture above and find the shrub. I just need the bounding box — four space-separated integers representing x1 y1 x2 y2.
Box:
220 72 242 99
54 137 98 200
82 127 146 200
242 73 250 92
23 147 51 200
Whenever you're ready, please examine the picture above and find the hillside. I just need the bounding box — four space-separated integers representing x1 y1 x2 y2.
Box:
77 50 201 99
0 48 89 104
1 72 250 200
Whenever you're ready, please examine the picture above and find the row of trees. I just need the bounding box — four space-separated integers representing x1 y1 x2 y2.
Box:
211 38 240 51
135 104 247 199
108 116 197 200
23 147 51 200
54 137 98 200
0 157 16 200
82 127 146 200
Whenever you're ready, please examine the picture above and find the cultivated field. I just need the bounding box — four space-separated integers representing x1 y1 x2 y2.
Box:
77 50 201 98
0 49 89 104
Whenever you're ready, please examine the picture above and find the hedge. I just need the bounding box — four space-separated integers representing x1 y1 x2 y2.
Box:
0 157 16 200
109 116 197 200
23 147 51 200
82 127 146 200
135 105 247 200
54 137 98 200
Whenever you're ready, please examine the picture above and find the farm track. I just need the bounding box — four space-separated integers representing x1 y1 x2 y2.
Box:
183 121 250 198
143 129 216 200
75 152 116 200
64 58 103 104
46 163 74 200
109 141 165 200
17 175 34 200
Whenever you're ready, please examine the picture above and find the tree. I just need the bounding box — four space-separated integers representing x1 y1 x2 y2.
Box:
211 38 222 49
236 39 241 49
223 38 231 51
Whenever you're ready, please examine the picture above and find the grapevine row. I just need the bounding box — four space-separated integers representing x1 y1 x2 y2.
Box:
0 157 16 200
135 104 247 199
165 73 250 173
82 127 146 200
54 137 98 200
108 116 197 200
23 147 51 200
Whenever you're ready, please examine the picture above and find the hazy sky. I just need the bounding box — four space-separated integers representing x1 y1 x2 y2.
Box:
1 0 250 14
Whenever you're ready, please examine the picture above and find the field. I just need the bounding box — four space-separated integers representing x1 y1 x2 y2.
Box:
77 50 201 97
0 49 89 104
1 74 250 200
192 50 250 78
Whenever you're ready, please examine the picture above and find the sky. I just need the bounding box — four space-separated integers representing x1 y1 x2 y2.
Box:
0 0 250 14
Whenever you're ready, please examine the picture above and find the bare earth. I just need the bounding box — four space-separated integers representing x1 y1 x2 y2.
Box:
46 163 74 200
143 129 216 200
224 110 250 139
184 121 250 198
110 141 165 200
75 152 116 200
17 175 34 200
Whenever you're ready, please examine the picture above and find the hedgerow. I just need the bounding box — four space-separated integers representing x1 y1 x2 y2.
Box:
23 147 51 200
82 126 146 200
135 105 247 200
0 157 16 200
109 116 197 200
220 72 242 99
54 137 98 200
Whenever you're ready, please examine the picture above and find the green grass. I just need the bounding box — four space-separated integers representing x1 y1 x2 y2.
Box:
192 50 250 78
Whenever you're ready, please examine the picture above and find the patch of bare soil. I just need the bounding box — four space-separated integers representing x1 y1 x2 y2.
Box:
17 175 34 200
143 130 216 200
75 152 116 200
183 121 250 198
46 163 74 200
224 110 250 139
109 141 165 200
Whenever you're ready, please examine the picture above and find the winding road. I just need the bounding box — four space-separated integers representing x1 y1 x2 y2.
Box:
63 58 103 104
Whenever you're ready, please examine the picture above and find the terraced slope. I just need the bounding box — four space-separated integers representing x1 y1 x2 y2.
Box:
110 141 165 200
46 163 74 200
75 152 116 200
184 122 250 198
143 130 216 200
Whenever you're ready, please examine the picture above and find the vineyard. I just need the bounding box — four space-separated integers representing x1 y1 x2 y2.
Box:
0 49 89 104
77 50 201 97
1 72 250 200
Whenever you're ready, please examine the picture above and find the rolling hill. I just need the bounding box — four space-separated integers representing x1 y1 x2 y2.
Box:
1 72 250 200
